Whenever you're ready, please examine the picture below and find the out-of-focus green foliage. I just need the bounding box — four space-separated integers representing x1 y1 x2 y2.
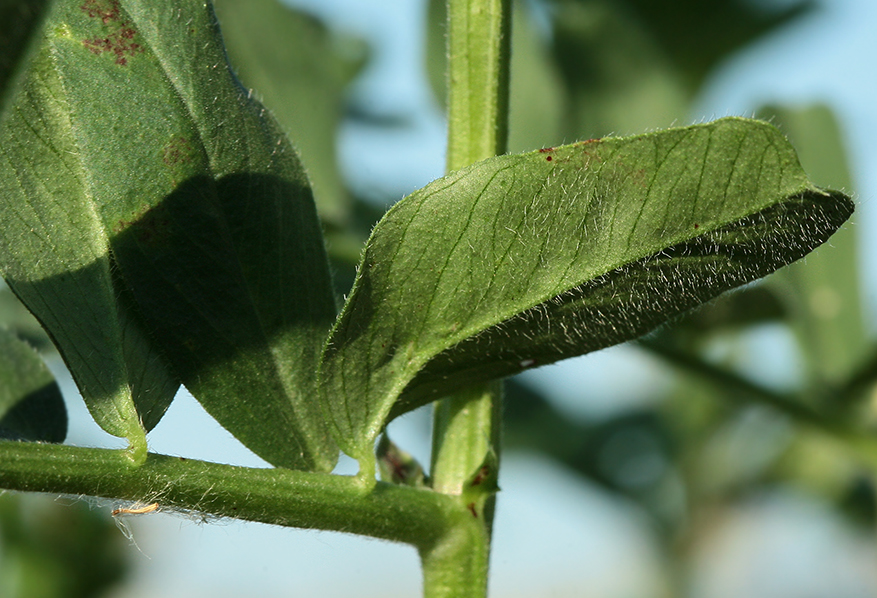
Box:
428 0 814 143
0 327 65 442
213 0 366 226
0 494 129 598
0 0 51 105
606 0 814 91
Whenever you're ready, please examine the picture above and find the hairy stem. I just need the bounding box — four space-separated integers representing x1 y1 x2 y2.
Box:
428 382 502 597
0 441 468 549
445 0 511 171
426 0 512 595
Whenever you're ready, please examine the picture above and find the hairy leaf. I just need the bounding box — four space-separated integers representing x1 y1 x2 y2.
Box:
0 0 338 471
319 117 853 459
0 327 65 443
214 0 361 226
0 0 52 109
0 4 175 458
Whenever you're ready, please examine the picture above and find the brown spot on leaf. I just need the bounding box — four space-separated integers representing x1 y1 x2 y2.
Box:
163 137 194 166
80 0 120 24
80 0 143 65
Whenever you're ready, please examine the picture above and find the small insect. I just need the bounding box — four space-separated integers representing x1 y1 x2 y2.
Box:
111 502 159 517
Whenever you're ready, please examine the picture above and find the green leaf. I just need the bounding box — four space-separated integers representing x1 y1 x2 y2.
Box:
650 285 787 339
0 0 338 471
0 0 52 110
213 0 362 225
319 117 853 459
0 3 176 460
0 327 65 443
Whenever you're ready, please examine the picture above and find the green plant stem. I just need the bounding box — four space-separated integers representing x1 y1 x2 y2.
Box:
640 339 877 470
445 0 511 171
419 507 493 598
431 383 501 496
426 0 511 595
0 441 468 549
427 382 501 597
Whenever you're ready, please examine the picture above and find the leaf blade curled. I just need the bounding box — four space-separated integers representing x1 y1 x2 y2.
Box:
319 117 853 460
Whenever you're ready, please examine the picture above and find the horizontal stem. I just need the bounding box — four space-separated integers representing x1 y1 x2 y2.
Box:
640 339 825 426
0 440 464 550
640 339 877 468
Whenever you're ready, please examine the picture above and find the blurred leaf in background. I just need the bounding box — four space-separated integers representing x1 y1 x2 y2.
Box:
0 327 65 443
214 0 366 228
0 0 51 105
0 494 130 598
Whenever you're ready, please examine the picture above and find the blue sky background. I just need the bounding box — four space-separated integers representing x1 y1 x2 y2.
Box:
48 0 877 596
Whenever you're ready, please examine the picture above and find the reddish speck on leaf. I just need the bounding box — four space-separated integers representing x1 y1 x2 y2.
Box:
694 223 700 229
80 0 120 24
538 147 555 153
80 0 143 65
545 155 553 162
163 137 193 166
467 503 478 518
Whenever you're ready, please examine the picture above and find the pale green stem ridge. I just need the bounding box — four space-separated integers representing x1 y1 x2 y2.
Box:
431 382 501 496
445 0 512 172
419 507 493 598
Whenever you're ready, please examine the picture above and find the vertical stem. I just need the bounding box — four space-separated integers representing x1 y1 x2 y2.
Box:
431 383 501 496
424 0 511 595
427 383 501 598
419 503 494 598
445 0 512 171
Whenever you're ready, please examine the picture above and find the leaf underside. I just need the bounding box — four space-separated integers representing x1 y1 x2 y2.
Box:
0 327 66 443
0 0 338 471
319 117 853 460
